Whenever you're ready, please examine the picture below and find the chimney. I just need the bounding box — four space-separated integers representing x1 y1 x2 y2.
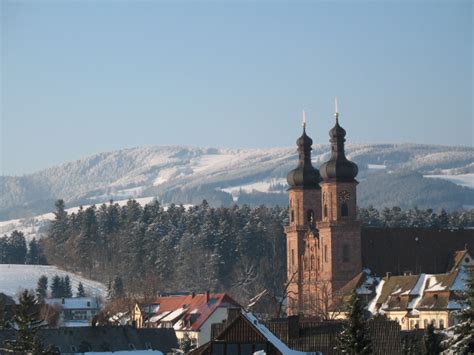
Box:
287 315 299 340
386 272 392 279
191 292 195 298
206 290 210 303
404 271 412 276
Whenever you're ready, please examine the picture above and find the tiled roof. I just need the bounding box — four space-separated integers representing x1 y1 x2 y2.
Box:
147 293 240 331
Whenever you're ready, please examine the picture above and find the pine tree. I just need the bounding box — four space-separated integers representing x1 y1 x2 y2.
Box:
338 290 372 354
63 276 73 298
36 275 48 303
50 200 69 243
50 275 62 298
26 238 40 264
4 290 45 353
77 282 86 297
423 323 440 355
445 269 474 354
112 276 125 299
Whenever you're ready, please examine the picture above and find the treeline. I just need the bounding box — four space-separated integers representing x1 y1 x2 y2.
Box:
0 231 46 264
42 200 288 305
39 200 473 305
359 206 474 229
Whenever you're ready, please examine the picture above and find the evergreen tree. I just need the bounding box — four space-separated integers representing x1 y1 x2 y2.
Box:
63 276 73 298
50 200 69 243
7 230 27 264
423 323 440 355
26 238 40 264
0 297 6 330
338 291 372 354
36 275 48 303
50 275 62 298
444 269 474 354
4 290 45 353
77 282 86 297
112 276 125 299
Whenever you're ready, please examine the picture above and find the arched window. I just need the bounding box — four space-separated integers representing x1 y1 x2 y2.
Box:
341 202 349 217
323 205 328 219
307 210 314 225
291 210 295 223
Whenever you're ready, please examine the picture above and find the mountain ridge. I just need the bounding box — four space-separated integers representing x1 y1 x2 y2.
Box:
1 143 473 221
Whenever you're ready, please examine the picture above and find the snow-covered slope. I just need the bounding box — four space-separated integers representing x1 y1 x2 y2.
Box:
1 144 473 221
0 264 107 300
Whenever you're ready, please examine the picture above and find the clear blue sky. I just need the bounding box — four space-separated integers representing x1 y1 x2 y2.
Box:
1 0 472 175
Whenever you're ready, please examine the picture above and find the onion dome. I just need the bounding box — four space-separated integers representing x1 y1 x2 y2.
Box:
287 121 322 189
320 113 358 182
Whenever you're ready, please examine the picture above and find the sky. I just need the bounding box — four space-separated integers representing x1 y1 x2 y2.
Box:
1 0 472 176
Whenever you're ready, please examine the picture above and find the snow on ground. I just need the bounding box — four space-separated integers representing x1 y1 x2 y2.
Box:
424 173 474 189
367 164 387 170
220 178 287 195
0 264 107 300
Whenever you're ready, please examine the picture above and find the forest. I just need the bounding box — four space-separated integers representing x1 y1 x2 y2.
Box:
1 199 472 305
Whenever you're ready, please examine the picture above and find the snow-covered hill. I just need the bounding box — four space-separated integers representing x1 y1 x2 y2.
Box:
1 144 473 223
0 264 107 300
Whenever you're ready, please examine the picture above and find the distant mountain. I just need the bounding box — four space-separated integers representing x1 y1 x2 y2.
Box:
1 144 473 221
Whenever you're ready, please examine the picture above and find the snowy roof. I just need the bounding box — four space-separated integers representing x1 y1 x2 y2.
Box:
242 311 320 355
46 297 100 309
141 293 240 331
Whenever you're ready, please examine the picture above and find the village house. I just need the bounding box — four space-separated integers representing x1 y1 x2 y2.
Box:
46 297 101 327
132 292 240 347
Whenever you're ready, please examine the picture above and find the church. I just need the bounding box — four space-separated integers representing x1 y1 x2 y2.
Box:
284 103 474 318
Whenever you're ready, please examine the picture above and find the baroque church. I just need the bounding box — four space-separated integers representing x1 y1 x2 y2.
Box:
286 105 361 316
284 104 474 319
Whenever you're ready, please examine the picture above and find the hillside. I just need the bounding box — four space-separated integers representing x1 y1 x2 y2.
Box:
0 264 107 300
1 144 473 222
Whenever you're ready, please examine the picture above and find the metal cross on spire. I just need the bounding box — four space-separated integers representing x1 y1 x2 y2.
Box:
302 110 307 130
334 97 340 122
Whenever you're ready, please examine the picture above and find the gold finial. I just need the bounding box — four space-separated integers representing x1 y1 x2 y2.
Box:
302 110 307 130
335 97 339 122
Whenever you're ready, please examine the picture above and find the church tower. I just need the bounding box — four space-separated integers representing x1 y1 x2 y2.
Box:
317 101 362 297
285 112 322 316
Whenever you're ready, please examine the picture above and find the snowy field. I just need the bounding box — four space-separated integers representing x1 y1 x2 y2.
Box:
0 264 107 300
424 173 474 189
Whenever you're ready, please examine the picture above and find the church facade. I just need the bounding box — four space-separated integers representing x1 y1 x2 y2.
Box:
285 109 362 316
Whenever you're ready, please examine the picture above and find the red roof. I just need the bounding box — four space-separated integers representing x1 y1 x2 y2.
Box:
150 293 240 331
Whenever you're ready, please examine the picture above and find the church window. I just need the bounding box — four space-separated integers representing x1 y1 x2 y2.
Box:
439 319 444 329
424 319 428 328
307 210 314 225
341 202 349 217
324 245 328 263
291 249 295 272
323 205 328 219
291 210 295 223
311 255 315 270
342 244 350 262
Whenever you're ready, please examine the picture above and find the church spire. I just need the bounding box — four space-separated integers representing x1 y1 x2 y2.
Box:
287 111 322 189
320 99 358 182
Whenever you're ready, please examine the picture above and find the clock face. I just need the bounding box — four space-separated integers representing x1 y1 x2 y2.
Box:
339 190 351 202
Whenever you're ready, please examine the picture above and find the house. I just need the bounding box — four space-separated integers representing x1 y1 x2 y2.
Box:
46 297 101 327
132 292 241 346
342 249 474 330
0 326 178 354
190 308 403 355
